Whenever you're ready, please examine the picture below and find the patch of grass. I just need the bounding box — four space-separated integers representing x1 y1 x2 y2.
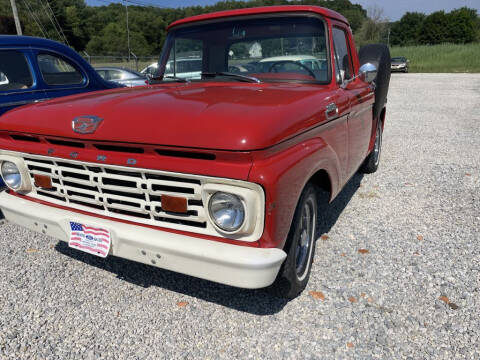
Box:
390 43 480 73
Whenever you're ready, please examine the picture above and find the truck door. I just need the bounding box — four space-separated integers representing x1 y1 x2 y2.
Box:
332 25 373 178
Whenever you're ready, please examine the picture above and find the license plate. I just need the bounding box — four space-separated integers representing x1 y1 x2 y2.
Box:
68 221 111 258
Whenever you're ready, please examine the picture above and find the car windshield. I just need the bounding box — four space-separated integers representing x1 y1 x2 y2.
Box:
392 57 406 62
159 15 329 83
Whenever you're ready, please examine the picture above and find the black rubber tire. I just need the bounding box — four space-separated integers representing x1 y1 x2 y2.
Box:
271 183 317 299
360 119 383 174
358 44 391 120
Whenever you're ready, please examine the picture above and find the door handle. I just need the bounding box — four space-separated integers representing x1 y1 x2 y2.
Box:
325 103 338 120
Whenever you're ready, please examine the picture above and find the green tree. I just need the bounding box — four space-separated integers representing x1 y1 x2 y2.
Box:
446 7 477 43
390 12 426 46
86 21 152 55
418 11 449 44
0 0 373 53
417 8 477 45
354 6 388 46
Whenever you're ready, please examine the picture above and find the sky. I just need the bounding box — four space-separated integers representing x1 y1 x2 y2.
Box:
351 0 480 21
85 0 480 21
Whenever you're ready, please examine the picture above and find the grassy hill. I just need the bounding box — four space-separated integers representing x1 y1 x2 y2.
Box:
390 43 480 73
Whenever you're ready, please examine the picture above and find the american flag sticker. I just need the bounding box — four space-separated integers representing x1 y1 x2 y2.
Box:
69 221 111 258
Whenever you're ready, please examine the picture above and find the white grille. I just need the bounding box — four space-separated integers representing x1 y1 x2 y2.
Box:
23 155 214 234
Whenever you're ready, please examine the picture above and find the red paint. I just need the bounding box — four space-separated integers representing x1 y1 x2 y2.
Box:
0 131 253 180
0 7 381 251
167 6 349 30
0 83 348 151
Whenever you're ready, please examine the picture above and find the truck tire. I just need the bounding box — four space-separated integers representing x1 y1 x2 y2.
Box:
360 118 383 173
271 183 317 299
358 44 391 120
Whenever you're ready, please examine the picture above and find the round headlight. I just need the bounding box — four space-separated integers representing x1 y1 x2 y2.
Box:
1 161 22 190
208 192 245 232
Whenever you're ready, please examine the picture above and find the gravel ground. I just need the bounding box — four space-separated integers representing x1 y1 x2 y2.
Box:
0 73 479 359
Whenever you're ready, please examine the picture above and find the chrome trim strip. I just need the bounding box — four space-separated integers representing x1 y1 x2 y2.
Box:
0 98 49 108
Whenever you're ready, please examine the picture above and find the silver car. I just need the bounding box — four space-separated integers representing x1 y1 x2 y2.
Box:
95 67 147 87
391 57 409 73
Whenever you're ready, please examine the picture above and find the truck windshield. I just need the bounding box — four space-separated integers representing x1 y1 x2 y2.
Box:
160 15 329 83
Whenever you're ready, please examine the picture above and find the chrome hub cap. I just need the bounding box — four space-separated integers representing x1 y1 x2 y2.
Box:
374 124 382 166
295 197 316 280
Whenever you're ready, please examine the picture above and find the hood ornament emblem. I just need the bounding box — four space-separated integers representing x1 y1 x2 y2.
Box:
72 115 103 134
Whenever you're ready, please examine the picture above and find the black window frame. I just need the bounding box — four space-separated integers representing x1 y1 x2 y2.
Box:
332 26 354 84
36 52 86 87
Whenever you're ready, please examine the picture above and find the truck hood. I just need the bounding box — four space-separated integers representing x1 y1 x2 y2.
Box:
0 82 334 151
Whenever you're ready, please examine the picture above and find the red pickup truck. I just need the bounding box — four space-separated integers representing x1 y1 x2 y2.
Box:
0 6 390 298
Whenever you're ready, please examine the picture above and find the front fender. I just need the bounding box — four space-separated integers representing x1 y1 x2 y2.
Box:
249 137 341 249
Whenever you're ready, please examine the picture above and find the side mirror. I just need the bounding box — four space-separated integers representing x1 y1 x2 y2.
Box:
359 63 377 84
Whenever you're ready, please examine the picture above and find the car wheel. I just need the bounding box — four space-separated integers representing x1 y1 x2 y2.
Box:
360 119 383 174
271 183 317 299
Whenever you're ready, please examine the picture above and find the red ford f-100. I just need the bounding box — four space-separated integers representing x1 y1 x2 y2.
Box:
0 6 390 298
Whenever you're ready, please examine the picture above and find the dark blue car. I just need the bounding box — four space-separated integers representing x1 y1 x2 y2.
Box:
0 35 122 116
0 36 123 187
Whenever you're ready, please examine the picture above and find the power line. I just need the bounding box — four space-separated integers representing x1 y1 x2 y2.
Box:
37 0 65 43
95 0 169 9
125 0 169 8
21 0 48 38
45 0 70 46
124 0 131 60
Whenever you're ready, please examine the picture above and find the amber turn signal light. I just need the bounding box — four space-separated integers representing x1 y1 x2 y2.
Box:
161 195 187 213
34 174 53 189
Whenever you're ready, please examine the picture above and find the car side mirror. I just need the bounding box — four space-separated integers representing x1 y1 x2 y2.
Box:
359 63 377 84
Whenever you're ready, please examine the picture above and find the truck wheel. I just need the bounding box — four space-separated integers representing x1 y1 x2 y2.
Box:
271 183 317 299
358 44 391 120
360 119 383 174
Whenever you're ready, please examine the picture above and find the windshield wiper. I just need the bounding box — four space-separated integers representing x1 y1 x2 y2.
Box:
148 75 190 84
201 72 261 84
164 75 190 83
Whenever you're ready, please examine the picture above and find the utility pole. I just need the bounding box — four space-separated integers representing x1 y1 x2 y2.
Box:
10 0 23 35
124 0 131 62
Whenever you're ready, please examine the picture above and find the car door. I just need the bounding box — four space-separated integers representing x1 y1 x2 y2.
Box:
0 49 48 115
34 51 89 100
332 25 373 178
